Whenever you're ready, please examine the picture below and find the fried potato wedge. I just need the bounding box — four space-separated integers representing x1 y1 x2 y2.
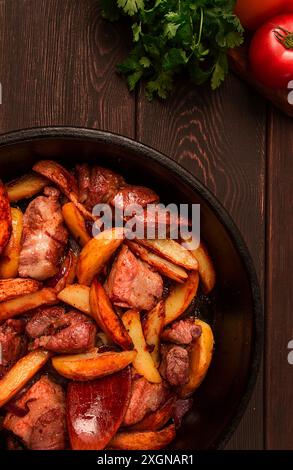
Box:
192 242 216 293
90 280 133 350
122 309 161 383
76 228 124 286
164 270 199 326
137 238 198 271
0 278 41 303
127 241 188 283
180 319 214 398
52 349 136 381
0 350 50 407
131 396 175 432
109 424 176 450
0 180 12 255
53 249 78 293
57 284 91 315
6 172 48 202
0 287 57 322
62 202 91 247
0 208 23 278
142 301 165 368
33 160 94 221
33 160 78 199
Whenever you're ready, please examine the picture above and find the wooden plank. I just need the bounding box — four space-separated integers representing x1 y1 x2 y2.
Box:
0 0 135 136
266 107 293 449
137 75 266 449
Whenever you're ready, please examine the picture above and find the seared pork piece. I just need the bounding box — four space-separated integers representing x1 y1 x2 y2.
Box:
25 306 67 338
160 345 189 386
19 194 68 281
26 306 96 354
76 164 125 211
110 185 159 212
105 245 163 311
131 204 189 237
43 186 60 198
173 398 193 428
0 319 26 378
123 376 168 426
4 375 66 450
161 319 202 345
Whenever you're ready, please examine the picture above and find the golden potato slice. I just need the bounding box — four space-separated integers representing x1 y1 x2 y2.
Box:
90 280 133 350
122 309 161 383
0 208 23 278
137 238 198 270
164 270 199 326
53 249 78 293
62 202 91 247
131 395 175 432
143 300 165 368
109 424 176 450
192 242 216 293
0 278 41 302
127 241 188 283
76 228 124 286
0 288 57 322
6 173 48 202
57 284 91 315
0 180 12 255
52 349 136 381
180 319 214 398
0 350 50 407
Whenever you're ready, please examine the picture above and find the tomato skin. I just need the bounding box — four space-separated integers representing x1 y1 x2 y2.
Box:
249 15 293 89
235 0 287 30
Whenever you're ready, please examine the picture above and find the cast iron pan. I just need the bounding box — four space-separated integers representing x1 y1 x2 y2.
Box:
0 127 263 450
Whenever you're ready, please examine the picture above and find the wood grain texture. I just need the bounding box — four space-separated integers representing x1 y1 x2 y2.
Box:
137 76 266 449
266 108 293 449
0 0 135 136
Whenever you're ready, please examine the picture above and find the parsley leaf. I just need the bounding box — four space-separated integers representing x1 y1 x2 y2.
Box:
102 0 243 99
117 0 144 16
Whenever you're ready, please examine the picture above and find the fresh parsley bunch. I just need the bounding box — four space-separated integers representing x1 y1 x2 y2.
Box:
101 0 243 100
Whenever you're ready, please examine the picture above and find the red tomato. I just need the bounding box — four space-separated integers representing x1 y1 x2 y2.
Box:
235 0 287 30
249 14 293 89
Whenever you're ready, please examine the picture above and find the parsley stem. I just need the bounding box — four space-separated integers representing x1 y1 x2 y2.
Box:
195 7 204 48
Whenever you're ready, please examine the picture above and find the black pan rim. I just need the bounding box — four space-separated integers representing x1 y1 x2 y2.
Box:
0 126 264 450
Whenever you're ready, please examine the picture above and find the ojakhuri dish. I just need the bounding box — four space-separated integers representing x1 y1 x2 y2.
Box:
0 159 216 450
0 127 262 451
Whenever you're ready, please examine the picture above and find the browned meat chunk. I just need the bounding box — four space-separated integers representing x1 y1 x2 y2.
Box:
4 375 66 450
26 306 97 353
173 398 193 428
131 204 189 238
161 318 202 345
19 194 68 281
77 164 124 211
0 319 26 378
43 186 60 198
110 185 159 212
105 245 163 311
160 345 190 386
123 376 168 426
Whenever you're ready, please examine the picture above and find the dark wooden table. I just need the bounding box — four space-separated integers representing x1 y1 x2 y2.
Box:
0 0 292 450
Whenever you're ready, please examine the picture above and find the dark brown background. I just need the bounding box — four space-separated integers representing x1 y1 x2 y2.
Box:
0 0 292 449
